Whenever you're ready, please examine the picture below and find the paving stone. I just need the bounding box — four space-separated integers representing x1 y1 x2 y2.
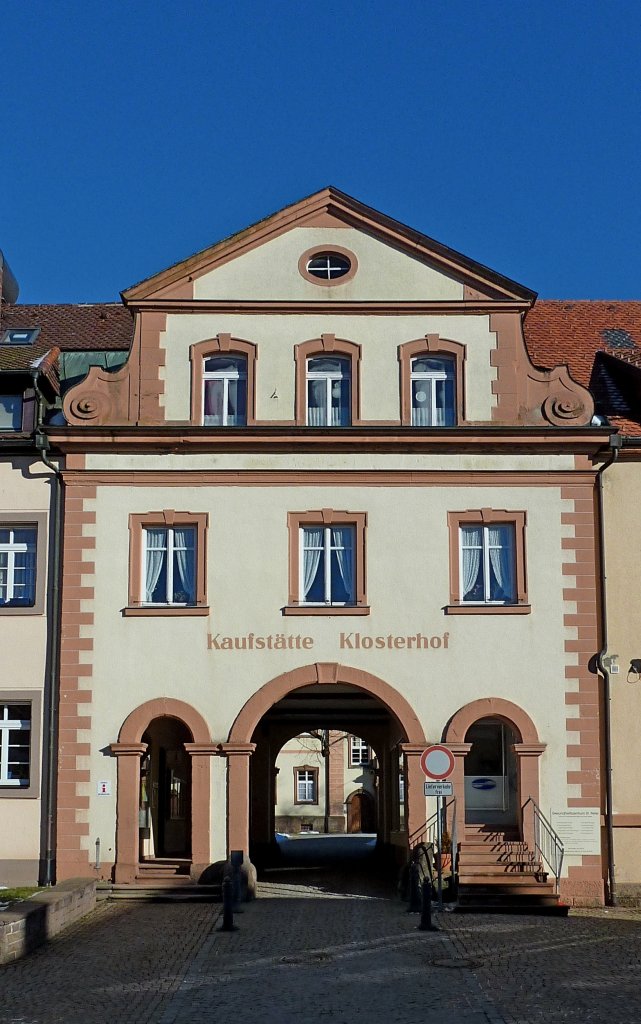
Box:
2 870 641 1024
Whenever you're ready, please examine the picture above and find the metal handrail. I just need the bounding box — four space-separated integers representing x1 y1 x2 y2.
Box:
523 796 564 892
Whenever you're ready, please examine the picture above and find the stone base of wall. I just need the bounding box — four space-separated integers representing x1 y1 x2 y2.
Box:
0 859 42 887
0 878 96 964
613 884 641 907
275 815 347 834
560 877 605 907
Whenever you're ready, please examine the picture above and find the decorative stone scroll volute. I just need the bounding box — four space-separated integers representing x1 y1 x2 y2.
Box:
490 311 594 427
63 362 135 426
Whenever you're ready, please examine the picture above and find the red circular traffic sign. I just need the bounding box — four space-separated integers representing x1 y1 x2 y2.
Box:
420 744 455 780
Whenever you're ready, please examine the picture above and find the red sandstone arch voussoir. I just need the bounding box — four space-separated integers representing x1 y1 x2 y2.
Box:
118 697 212 744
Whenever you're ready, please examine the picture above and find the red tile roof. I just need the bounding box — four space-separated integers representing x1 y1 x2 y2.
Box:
525 301 641 436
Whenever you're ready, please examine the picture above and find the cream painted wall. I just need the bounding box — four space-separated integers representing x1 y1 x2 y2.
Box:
275 740 325 819
0 458 53 876
159 312 498 424
85 479 576 858
193 228 465 303
603 462 641 818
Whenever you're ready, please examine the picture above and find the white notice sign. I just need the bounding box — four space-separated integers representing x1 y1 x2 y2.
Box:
424 781 454 797
550 809 601 856
97 780 112 796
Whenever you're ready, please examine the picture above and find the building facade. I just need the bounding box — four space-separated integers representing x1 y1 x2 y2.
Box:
1 192 620 905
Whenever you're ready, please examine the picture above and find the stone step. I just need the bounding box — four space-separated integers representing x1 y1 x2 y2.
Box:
456 893 568 915
458 864 546 878
98 883 222 902
458 880 555 895
458 850 536 862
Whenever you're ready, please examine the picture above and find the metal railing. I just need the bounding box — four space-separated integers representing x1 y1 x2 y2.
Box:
523 797 564 892
408 797 458 903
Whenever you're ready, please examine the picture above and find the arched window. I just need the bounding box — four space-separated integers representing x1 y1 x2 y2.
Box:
306 355 351 427
189 335 257 426
410 355 456 426
398 336 466 426
203 354 247 426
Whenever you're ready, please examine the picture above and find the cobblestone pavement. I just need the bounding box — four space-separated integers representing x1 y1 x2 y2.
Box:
3 859 641 1024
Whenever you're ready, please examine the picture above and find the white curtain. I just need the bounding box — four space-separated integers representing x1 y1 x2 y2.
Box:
204 379 224 425
332 527 353 600
488 525 515 600
307 381 325 426
412 381 430 427
461 526 482 599
174 528 196 603
302 528 323 599
144 529 166 602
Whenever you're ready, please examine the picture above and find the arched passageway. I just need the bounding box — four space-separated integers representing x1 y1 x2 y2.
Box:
227 663 427 874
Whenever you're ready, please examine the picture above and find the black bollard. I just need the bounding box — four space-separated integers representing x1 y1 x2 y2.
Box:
220 875 236 931
230 850 244 912
407 861 421 913
419 877 438 931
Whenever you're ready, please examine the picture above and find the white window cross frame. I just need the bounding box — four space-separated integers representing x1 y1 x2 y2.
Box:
202 357 247 426
459 523 516 604
410 356 455 427
296 769 316 802
142 526 196 606
306 358 350 427
299 525 354 605
0 527 36 606
0 703 31 788
350 735 370 766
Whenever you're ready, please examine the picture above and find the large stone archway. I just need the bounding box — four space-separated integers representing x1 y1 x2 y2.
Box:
444 697 545 844
225 662 427 858
110 698 216 883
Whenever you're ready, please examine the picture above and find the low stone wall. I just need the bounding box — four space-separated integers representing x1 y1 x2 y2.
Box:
0 878 96 964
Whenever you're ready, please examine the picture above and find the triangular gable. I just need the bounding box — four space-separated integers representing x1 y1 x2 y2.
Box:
122 187 536 304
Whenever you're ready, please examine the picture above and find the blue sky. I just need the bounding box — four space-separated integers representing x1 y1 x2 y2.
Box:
2 1 640 303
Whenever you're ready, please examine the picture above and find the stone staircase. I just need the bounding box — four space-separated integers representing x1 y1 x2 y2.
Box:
98 859 222 902
455 827 567 914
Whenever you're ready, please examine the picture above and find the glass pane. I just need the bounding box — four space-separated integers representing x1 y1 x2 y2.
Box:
172 546 195 604
488 524 516 602
204 379 224 425
304 548 325 602
461 526 484 601
203 355 246 375
307 357 349 375
307 378 327 426
412 357 451 375
330 549 352 603
227 378 247 426
13 529 35 546
0 530 9 543
411 379 431 426
0 396 22 430
331 378 350 426
435 379 455 427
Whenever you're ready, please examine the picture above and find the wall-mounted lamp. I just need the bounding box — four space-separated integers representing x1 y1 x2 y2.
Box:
629 659 641 675
602 654 620 673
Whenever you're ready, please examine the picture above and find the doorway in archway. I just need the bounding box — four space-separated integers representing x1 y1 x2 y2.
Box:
140 717 192 859
347 790 376 833
464 717 518 828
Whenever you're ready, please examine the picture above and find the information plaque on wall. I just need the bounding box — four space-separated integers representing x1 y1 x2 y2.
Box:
550 809 601 855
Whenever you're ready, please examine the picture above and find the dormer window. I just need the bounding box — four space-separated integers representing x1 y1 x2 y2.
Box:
0 329 40 346
0 396 23 431
410 355 455 426
203 354 247 426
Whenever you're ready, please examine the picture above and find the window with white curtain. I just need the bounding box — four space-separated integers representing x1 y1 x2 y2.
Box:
203 354 247 426
410 356 455 426
306 356 350 426
143 526 196 605
459 524 516 604
0 527 36 607
295 768 318 803
299 525 355 605
0 702 31 787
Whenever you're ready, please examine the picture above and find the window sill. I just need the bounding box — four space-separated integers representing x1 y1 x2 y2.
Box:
444 604 531 615
122 606 210 617
283 605 371 616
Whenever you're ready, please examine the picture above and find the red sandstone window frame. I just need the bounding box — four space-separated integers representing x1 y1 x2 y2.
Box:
398 335 467 426
125 510 209 617
284 509 369 616
189 335 257 426
294 336 362 427
446 509 529 615
0 513 47 617
294 765 319 804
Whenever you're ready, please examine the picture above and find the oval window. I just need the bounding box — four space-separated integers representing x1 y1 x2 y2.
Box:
306 252 351 280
